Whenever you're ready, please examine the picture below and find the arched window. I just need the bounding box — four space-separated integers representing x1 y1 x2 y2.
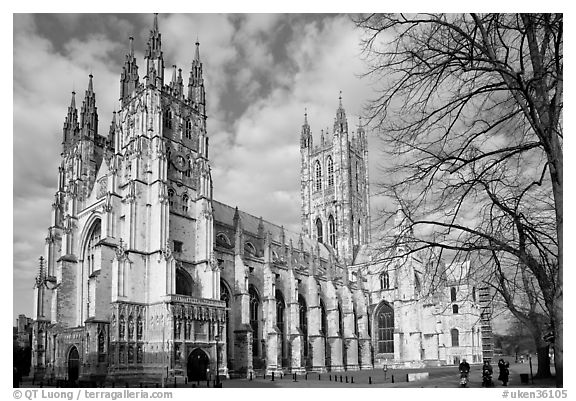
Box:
450 287 457 302
85 220 101 275
315 160 322 191
168 189 174 207
244 242 257 257
380 272 390 290
276 290 286 362
353 308 359 337
376 303 394 354
472 287 477 303
176 268 193 296
328 215 336 248
298 295 308 357
316 218 323 243
327 156 334 187
452 304 459 314
182 194 189 213
164 109 172 129
184 118 192 139
249 285 260 357
216 233 232 248
451 328 459 347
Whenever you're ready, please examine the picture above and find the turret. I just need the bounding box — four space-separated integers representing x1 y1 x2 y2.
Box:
333 91 348 135
188 40 206 111
300 109 312 149
79 74 98 140
145 13 164 86
120 36 140 104
62 91 79 153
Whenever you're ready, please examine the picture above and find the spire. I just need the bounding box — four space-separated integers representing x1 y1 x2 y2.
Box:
120 36 139 104
300 108 312 148
62 90 79 152
188 39 205 108
145 13 164 85
334 91 348 134
80 74 98 139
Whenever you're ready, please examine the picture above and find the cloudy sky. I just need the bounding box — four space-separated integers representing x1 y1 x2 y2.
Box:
12 13 387 320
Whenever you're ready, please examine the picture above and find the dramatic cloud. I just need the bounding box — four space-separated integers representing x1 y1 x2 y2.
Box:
13 13 383 320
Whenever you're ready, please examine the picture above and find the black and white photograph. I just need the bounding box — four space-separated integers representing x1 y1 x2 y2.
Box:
12 10 565 396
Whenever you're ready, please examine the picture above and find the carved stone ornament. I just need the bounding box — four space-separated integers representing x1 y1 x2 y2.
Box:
209 254 220 272
161 241 173 261
115 239 128 261
102 192 113 213
97 177 107 199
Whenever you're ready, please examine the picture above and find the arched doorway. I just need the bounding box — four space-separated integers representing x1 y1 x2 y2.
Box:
187 348 209 381
67 346 80 384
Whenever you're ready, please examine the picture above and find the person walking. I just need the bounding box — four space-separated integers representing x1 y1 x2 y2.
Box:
498 359 510 386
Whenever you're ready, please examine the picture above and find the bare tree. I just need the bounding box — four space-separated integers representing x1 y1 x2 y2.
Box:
355 13 562 385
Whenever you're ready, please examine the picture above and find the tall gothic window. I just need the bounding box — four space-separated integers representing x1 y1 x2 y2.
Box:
451 287 457 302
164 109 172 129
276 290 286 362
376 303 394 354
315 160 322 191
380 272 390 290
182 194 189 213
451 328 459 347
119 315 126 340
298 295 308 357
249 285 260 357
353 308 359 337
136 317 143 341
316 218 323 243
185 118 192 139
328 215 336 248
85 220 101 275
176 268 193 296
327 156 334 187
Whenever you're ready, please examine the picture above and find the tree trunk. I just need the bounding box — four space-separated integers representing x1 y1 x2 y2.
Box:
532 336 551 378
553 305 563 387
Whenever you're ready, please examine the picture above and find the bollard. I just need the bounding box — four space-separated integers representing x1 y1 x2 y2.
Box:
155 383 158 388
391 375 394 383
329 374 332 381
272 372 275 381
369 376 372 385
264 373 266 380
406 374 409 382
340 375 343 383
174 377 177 387
319 373 321 381
346 376 348 383
250 372 253 381
305 373 308 380
351 377 354 384
293 373 297 382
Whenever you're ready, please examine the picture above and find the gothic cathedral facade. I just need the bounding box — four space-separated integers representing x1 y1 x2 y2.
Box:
30 15 485 384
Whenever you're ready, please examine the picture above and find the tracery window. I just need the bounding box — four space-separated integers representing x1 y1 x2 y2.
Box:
298 295 308 357
164 109 172 129
376 303 394 354
320 299 327 336
328 215 336 248
85 220 101 275
276 290 286 361
316 218 323 244
315 160 322 191
182 194 189 213
380 272 390 290
327 156 334 187
184 118 192 139
338 304 344 337
249 285 260 357
137 317 143 341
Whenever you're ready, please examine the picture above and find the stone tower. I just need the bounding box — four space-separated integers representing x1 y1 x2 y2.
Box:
300 95 370 265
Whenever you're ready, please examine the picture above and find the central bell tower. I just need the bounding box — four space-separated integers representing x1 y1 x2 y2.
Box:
300 96 371 265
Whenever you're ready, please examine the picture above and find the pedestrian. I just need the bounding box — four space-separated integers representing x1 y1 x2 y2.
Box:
498 359 510 386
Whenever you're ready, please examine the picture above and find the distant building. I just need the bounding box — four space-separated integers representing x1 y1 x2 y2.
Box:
31 14 486 384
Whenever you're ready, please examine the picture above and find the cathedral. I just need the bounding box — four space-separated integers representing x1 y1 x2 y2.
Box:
30 15 486 384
